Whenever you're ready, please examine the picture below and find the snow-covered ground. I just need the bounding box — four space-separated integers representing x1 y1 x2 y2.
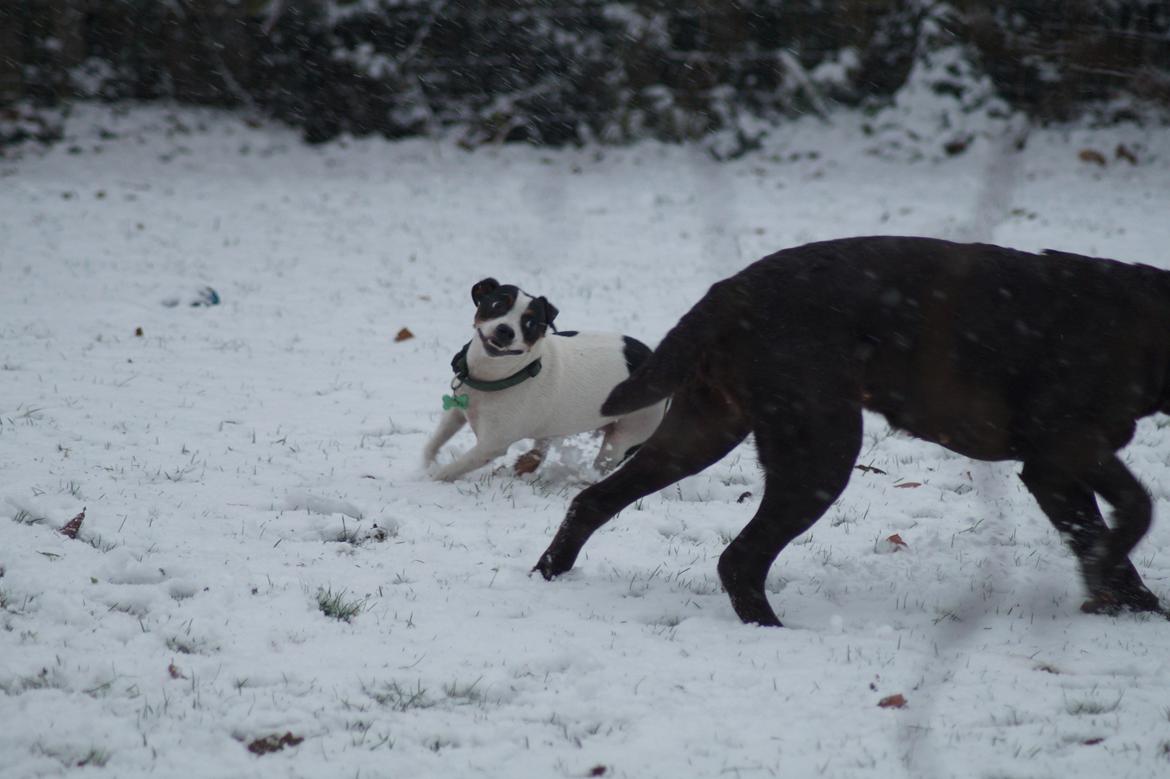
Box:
2 104 1170 778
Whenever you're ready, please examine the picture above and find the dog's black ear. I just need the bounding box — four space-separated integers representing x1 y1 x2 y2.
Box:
541 298 559 328
471 278 499 305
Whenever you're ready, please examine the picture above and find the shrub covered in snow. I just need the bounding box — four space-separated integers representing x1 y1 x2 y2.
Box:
0 0 1167 150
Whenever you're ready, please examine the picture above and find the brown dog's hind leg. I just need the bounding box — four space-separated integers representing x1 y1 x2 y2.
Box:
1020 461 1161 614
717 404 863 626
534 380 749 582
1082 456 1164 614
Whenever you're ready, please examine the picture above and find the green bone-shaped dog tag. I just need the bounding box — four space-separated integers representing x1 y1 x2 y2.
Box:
442 394 470 410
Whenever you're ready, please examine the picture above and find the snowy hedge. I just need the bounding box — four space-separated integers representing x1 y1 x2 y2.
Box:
2 0 1168 149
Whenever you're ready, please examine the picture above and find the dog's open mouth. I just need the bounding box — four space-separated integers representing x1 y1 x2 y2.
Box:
478 329 524 357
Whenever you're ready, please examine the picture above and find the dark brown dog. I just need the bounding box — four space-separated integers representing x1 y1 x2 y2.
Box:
534 236 1170 626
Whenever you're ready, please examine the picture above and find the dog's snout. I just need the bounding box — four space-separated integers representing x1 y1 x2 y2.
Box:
494 324 515 343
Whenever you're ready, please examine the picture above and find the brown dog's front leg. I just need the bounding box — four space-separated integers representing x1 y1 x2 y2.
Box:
535 382 750 581
533 506 592 580
534 469 653 579
533 454 745 580
1020 459 1164 616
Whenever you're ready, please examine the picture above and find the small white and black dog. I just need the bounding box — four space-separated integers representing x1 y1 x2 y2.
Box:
423 278 666 481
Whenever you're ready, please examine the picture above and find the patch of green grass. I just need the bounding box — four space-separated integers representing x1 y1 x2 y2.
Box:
0 667 66 695
332 520 363 545
165 633 214 656
12 510 45 526
1066 694 1122 716
4 405 45 427
0 589 35 617
442 676 484 705
75 748 110 768
85 533 118 553
317 587 364 623
364 680 433 712
31 742 109 769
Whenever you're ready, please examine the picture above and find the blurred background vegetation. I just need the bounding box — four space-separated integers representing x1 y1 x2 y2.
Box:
2 0 1168 148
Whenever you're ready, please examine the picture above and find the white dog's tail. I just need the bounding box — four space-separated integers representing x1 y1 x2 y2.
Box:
601 279 741 417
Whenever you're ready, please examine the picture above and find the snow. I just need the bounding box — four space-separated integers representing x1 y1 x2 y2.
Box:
2 103 1170 778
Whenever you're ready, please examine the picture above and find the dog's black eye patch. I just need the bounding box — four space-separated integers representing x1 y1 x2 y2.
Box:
521 313 542 341
520 297 557 345
475 284 520 320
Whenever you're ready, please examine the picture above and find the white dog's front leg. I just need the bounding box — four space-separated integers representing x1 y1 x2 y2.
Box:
423 409 467 465
430 440 509 482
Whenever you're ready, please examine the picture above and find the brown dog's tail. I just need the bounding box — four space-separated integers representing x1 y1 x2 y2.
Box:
601 279 740 416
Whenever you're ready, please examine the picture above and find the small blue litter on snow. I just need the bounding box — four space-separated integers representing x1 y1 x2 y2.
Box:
162 286 220 308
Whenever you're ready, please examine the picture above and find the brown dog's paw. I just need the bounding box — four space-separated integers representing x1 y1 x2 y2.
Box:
514 448 544 476
532 555 556 580
1081 589 1166 617
1082 559 1164 616
1120 587 1164 614
1080 596 1122 616
532 552 570 581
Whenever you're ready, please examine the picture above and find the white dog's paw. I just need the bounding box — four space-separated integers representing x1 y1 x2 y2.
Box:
425 459 460 482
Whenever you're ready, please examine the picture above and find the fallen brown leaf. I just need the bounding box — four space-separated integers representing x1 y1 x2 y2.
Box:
395 327 415 342
247 732 304 756
1078 149 1107 166
943 135 971 156
1115 144 1138 164
886 533 907 548
878 693 907 709
894 482 921 489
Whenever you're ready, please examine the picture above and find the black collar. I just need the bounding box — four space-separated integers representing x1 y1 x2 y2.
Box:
450 341 542 392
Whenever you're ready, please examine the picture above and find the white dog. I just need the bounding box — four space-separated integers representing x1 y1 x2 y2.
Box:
423 278 666 481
